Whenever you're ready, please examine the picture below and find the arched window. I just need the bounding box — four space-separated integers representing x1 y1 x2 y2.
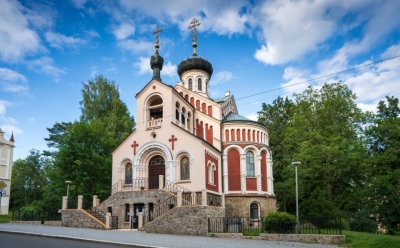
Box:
250 202 259 219
181 107 186 126
125 163 132 184
208 162 215 184
189 79 193 90
147 95 163 122
175 102 180 121
246 151 255 176
198 78 202 91
180 157 190 180
205 79 208 94
187 112 191 130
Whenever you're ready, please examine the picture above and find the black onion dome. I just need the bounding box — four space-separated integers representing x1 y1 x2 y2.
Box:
177 55 213 79
150 51 164 70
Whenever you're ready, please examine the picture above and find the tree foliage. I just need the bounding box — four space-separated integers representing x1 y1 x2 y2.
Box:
10 150 48 210
364 96 400 232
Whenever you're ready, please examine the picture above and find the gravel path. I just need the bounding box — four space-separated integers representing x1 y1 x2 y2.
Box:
0 223 341 248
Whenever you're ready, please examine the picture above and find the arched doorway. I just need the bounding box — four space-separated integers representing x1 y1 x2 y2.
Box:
148 156 165 189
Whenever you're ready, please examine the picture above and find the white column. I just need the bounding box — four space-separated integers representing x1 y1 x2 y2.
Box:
93 195 98 208
138 212 143 229
222 155 228 193
240 154 246 193
184 114 188 130
178 110 182 126
267 157 274 195
256 155 262 194
106 213 111 229
62 196 68 210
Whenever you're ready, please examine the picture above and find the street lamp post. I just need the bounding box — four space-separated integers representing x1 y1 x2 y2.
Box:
65 180 72 198
291 161 301 233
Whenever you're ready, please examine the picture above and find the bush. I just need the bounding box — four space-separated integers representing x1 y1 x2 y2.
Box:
264 212 297 234
327 218 350 231
350 210 377 233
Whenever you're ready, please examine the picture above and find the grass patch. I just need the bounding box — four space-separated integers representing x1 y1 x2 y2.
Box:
0 211 13 223
242 229 261 236
341 230 400 248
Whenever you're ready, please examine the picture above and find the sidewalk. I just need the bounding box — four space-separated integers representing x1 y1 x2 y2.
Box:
0 223 340 248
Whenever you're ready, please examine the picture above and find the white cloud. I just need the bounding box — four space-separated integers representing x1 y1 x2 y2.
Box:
134 57 176 78
70 0 87 9
90 65 98 78
105 66 117 73
0 124 22 135
29 117 35 123
245 113 258 121
211 71 233 85
45 32 85 49
0 68 28 93
111 23 135 40
26 57 66 82
117 39 153 54
86 29 100 38
0 0 44 62
0 100 11 115
162 62 177 77
134 57 151 75
254 0 338 65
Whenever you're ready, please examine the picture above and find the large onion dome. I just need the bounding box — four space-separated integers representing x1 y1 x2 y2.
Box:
177 54 213 79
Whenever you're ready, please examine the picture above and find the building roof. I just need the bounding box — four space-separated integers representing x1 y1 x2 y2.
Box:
224 112 252 121
213 95 232 103
177 55 213 79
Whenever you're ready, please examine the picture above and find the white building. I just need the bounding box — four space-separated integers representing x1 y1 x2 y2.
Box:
0 128 14 215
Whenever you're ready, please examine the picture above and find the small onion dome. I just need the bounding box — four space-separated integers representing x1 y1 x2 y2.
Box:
177 55 213 79
150 50 164 70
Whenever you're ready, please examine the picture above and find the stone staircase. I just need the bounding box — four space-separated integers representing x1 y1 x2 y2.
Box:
86 208 106 225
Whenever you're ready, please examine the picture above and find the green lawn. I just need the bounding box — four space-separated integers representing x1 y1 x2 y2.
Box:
341 230 400 248
0 211 13 223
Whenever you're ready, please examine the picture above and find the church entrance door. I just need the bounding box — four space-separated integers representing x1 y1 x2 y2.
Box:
148 156 165 189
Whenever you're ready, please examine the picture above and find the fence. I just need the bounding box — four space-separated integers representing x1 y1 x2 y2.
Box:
208 216 342 235
12 210 61 222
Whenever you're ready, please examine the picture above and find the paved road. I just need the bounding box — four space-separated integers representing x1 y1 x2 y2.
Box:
0 223 341 248
1 232 147 248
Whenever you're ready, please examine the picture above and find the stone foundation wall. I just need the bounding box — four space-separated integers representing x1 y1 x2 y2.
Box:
208 233 345 245
225 195 276 217
142 206 225 236
62 209 105 229
96 190 174 229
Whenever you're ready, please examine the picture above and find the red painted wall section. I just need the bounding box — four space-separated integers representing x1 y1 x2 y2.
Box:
208 105 213 117
246 178 257 191
180 92 183 96
236 129 241 141
227 148 241 191
196 119 204 138
196 100 200 110
205 151 219 192
202 102 206 113
185 94 189 101
242 129 246 141
261 151 267 191
190 97 194 107
231 129 235 141
225 130 230 141
206 125 213 145
247 130 251 141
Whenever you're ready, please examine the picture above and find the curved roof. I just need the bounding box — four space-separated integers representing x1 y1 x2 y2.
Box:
177 55 213 79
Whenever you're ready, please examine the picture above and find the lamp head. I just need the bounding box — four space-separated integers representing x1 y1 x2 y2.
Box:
291 161 301 166
65 180 72 184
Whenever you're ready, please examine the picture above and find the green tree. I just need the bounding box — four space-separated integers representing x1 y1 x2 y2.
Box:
80 75 135 141
43 122 71 156
284 83 367 213
10 150 47 210
365 96 400 233
258 96 295 212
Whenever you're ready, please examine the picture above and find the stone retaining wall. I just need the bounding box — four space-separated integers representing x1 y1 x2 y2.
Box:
10 221 41 225
142 206 225 236
43 221 62 226
208 233 345 245
225 195 276 218
62 209 105 229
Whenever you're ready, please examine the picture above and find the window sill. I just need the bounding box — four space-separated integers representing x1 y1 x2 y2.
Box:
176 181 191 184
246 176 256 178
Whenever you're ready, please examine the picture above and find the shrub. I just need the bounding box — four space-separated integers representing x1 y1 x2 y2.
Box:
327 218 350 231
264 212 296 234
350 210 377 233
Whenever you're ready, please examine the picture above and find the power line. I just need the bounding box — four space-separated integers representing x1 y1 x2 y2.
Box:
235 54 400 101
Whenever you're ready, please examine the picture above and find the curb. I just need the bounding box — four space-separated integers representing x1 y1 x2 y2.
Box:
0 229 165 248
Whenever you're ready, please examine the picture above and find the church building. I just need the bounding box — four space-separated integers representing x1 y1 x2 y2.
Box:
0 129 14 215
98 19 276 231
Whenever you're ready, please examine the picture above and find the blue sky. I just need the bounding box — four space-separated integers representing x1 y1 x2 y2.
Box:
1 0 400 161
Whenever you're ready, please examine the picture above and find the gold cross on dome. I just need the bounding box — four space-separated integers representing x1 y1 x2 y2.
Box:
152 26 163 44
188 17 201 42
